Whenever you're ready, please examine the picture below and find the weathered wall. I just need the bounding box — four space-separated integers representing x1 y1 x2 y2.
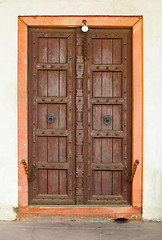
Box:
0 0 161 220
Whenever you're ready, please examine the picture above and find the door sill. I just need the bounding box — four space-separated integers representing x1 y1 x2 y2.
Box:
17 205 141 220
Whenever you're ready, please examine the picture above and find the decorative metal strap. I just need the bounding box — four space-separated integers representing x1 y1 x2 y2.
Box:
123 160 139 182
83 35 87 63
21 159 35 182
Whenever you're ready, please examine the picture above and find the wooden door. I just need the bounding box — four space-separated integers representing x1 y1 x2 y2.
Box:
28 27 132 205
84 29 132 204
28 28 76 204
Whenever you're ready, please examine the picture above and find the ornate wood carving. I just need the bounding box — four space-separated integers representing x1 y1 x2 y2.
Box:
75 29 85 204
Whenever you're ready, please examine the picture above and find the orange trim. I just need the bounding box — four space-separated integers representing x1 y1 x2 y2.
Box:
18 206 141 220
132 19 143 208
18 19 28 207
19 16 141 27
18 16 143 218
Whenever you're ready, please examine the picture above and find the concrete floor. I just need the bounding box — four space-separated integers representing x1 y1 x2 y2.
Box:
0 219 162 240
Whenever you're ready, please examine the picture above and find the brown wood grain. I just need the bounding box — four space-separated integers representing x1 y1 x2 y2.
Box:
48 38 59 63
93 138 101 163
113 72 122 98
102 72 112 97
93 105 101 130
113 105 122 131
48 170 58 194
38 104 47 129
60 39 67 63
59 137 67 162
59 170 67 194
38 38 47 63
38 137 47 162
92 39 101 64
93 72 101 97
59 104 67 129
113 171 122 195
93 171 101 195
60 71 67 96
38 71 47 96
113 39 122 64
48 137 58 163
102 138 112 163
102 171 112 195
48 71 59 97
113 139 122 163
102 39 112 64
38 170 47 194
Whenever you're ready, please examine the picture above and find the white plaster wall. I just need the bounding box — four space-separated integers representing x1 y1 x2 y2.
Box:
0 0 162 220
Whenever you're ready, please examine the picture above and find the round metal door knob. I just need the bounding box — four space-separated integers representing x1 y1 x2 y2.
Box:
103 115 111 124
47 113 56 123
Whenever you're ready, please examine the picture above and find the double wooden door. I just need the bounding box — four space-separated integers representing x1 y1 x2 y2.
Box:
28 27 132 205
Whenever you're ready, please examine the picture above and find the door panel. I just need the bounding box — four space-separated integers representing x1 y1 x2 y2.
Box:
85 29 132 204
28 27 132 205
28 28 75 205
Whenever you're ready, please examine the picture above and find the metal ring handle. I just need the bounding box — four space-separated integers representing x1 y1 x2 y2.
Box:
47 113 56 123
103 115 111 124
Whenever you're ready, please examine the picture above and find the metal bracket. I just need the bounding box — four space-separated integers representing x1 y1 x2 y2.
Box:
47 113 56 123
103 115 111 124
123 160 139 182
21 159 35 182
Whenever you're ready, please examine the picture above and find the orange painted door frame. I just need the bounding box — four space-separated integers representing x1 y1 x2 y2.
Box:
18 16 143 219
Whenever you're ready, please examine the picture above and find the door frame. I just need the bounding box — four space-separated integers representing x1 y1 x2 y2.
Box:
18 16 143 219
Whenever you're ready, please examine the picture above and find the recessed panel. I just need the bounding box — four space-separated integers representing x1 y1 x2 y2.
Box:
113 72 122 98
102 39 113 64
38 170 47 194
37 103 67 129
92 71 122 98
38 38 47 63
92 39 101 64
93 138 112 163
92 171 113 195
92 138 122 164
38 137 67 163
48 71 67 97
113 39 122 64
92 38 122 65
113 139 122 163
113 171 122 195
48 38 67 63
38 137 47 162
38 71 47 96
92 105 122 131
38 71 67 97
48 137 67 163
